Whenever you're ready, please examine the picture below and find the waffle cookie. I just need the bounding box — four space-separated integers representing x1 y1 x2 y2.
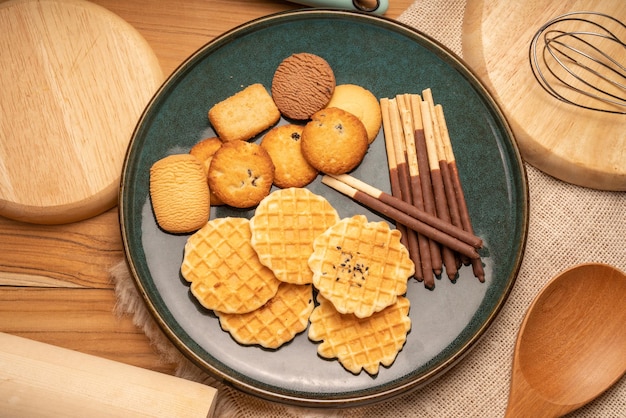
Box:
250 188 339 285
308 294 411 375
181 217 281 314
308 215 414 318
216 283 314 349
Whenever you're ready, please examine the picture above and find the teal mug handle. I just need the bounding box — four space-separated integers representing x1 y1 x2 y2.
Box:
288 0 389 15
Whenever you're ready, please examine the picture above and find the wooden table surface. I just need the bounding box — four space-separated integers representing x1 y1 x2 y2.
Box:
0 0 412 377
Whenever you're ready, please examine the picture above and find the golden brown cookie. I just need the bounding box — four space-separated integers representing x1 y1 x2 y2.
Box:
308 215 414 318
181 217 281 314
208 83 280 142
325 84 382 143
250 188 339 285
308 294 411 375
149 154 210 234
189 136 224 205
216 283 314 349
260 124 318 188
208 140 275 208
271 53 336 120
189 137 222 172
301 107 369 175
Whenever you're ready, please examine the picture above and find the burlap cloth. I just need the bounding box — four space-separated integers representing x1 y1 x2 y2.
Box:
111 0 626 416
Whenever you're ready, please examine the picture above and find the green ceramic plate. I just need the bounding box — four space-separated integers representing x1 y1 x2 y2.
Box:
120 10 528 407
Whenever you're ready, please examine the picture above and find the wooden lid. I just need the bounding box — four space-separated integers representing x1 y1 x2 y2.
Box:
0 0 164 224
463 0 626 191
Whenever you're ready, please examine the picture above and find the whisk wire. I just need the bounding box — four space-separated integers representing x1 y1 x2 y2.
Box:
529 11 626 114
545 31 626 106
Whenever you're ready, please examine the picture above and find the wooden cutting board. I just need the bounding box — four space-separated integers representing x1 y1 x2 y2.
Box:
0 0 164 224
462 0 625 191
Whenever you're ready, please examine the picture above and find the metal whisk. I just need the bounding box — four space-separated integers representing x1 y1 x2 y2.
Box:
529 11 626 115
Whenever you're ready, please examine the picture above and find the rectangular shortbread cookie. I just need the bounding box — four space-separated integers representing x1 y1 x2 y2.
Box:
208 83 280 142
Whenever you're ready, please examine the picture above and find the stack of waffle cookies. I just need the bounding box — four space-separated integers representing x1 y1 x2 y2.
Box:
181 187 414 375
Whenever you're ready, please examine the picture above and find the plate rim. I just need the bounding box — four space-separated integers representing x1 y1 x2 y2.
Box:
119 8 529 408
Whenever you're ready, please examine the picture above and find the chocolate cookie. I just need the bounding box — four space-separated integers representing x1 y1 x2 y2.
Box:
271 53 335 120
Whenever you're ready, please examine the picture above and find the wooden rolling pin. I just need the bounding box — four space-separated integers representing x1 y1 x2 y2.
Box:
0 333 217 417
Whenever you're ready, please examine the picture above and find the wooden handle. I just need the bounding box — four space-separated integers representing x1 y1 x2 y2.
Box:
0 332 217 417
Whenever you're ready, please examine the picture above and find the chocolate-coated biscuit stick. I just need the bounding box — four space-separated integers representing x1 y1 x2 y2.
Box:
388 98 423 281
407 95 442 280
322 175 481 260
396 94 435 288
380 98 417 277
420 91 457 280
433 104 466 266
428 103 465 270
325 174 483 248
435 104 485 282
410 97 443 277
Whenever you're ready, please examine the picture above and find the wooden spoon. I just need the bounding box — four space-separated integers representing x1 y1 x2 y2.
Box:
505 263 626 417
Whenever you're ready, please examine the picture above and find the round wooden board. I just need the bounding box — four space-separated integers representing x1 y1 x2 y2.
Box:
0 0 164 224
462 0 625 191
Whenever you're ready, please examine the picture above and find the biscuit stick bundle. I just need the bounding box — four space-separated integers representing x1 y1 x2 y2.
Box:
380 89 484 287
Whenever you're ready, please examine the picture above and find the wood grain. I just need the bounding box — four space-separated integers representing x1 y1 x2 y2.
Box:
0 0 412 379
0 208 122 288
0 285 175 374
462 0 626 191
505 264 626 417
1 332 217 417
0 0 164 223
